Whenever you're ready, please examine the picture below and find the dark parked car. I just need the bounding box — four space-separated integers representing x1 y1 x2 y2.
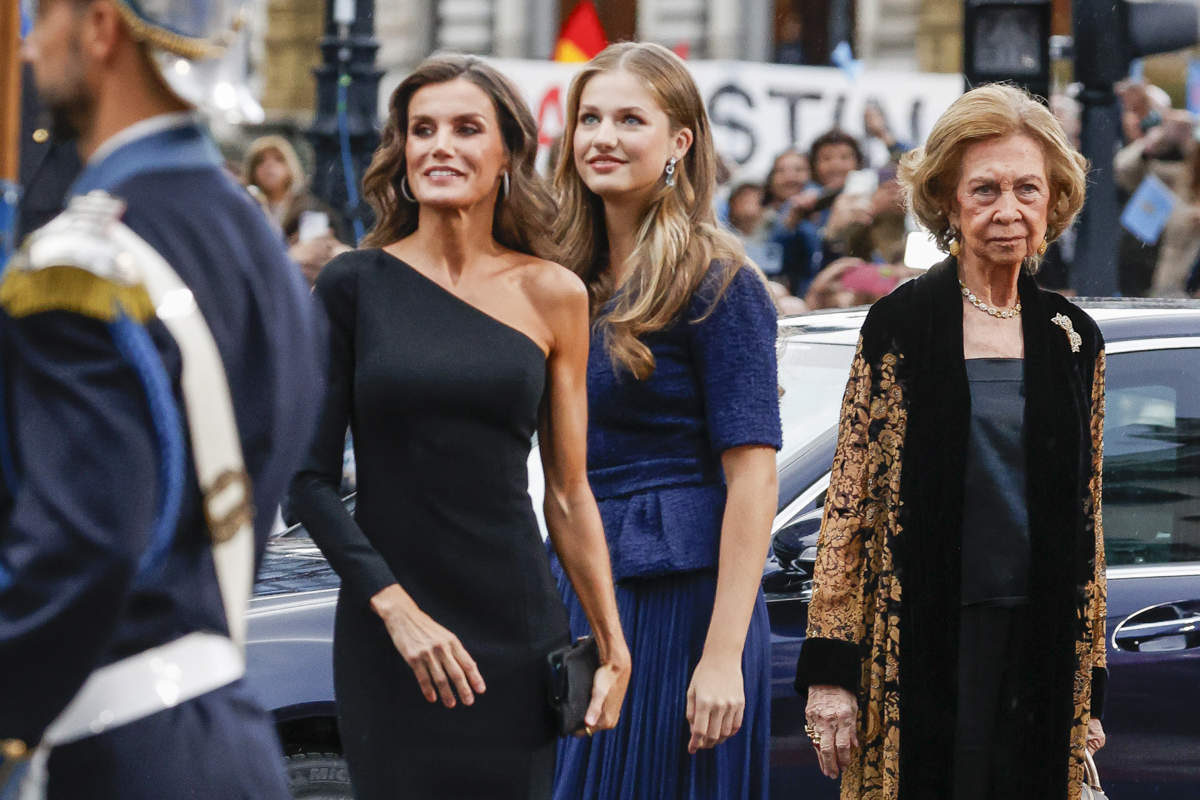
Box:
248 299 1200 799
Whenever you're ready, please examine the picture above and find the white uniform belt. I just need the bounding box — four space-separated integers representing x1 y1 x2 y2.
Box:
41 632 244 747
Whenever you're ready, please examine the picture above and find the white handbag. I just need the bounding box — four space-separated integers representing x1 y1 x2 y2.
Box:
1080 751 1109 800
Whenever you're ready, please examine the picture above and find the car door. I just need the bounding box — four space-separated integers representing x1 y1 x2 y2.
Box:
1094 340 1200 798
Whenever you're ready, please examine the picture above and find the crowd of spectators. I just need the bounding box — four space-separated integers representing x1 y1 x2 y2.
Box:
717 106 920 313
718 82 1200 313
1111 81 1200 297
238 135 352 286
236 82 1200 307
1041 79 1200 298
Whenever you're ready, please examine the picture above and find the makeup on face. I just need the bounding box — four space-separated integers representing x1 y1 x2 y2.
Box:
950 134 1050 268
573 69 677 201
405 78 508 209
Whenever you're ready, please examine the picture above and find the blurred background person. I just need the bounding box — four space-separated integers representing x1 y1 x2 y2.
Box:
816 166 908 269
763 148 821 295
727 181 784 278
1116 111 1200 297
244 135 352 285
1113 81 1177 295
809 128 863 195
774 8 805 65
802 257 920 310
244 135 308 232
862 100 909 169
244 135 353 245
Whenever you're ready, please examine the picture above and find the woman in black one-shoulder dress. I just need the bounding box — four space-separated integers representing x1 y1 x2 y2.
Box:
290 56 630 800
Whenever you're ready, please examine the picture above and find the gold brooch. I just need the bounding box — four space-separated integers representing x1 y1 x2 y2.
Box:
1052 313 1082 353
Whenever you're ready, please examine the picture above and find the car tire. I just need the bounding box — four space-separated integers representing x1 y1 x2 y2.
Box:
285 752 353 800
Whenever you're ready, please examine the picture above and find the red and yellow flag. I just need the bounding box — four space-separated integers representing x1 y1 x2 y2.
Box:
553 0 608 63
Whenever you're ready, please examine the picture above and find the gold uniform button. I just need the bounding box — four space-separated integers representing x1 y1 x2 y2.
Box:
32 128 50 144
1 737 28 758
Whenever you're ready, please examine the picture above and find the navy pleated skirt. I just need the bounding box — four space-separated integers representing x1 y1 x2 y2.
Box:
551 565 771 800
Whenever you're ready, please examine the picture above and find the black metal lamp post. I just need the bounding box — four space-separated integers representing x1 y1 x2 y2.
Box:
308 0 381 243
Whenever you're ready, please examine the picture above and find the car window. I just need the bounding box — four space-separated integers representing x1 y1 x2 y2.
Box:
777 340 856 465
1103 347 1200 566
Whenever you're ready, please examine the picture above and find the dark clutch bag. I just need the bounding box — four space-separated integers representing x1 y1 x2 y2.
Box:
546 635 600 736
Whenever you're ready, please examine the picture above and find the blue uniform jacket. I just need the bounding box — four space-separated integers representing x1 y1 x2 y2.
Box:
0 120 323 746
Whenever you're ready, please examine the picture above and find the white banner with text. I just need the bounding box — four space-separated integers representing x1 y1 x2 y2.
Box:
382 59 964 183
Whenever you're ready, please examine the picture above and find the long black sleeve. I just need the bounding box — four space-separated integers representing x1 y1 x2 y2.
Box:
289 253 396 606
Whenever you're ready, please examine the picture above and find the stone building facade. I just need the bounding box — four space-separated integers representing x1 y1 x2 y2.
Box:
256 0 993 121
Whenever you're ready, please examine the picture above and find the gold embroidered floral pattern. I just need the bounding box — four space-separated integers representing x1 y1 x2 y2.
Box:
1068 349 1108 799
809 336 907 800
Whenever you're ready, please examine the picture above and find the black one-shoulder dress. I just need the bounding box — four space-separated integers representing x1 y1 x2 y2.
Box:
290 249 571 800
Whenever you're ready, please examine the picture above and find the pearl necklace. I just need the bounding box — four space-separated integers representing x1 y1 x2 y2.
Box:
959 280 1021 319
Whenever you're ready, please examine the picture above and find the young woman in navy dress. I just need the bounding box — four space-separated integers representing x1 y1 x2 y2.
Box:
290 56 630 799
549 43 782 799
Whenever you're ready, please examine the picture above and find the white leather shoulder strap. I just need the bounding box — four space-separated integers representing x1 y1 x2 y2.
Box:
105 215 255 648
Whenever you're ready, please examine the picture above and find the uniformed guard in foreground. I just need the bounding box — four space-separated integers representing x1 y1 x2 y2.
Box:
0 1 323 797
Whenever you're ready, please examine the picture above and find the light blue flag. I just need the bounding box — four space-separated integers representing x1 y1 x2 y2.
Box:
831 41 862 81
1188 60 1200 115
1120 173 1176 246
19 0 32 37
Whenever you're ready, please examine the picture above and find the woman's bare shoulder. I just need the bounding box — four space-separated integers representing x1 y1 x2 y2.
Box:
512 257 589 313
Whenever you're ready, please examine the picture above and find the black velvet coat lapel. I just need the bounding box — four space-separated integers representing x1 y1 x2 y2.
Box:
889 259 1094 798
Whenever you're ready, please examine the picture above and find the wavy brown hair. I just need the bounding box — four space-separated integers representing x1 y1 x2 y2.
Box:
554 42 751 379
360 54 558 260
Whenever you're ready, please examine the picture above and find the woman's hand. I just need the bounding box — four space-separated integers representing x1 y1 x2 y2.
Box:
785 188 822 226
370 584 487 708
686 652 746 754
581 642 632 735
1087 718 1106 755
806 684 858 779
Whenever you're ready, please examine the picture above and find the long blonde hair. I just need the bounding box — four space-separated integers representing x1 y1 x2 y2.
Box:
554 42 748 379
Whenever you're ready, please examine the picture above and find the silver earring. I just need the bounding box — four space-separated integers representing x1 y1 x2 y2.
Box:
664 157 678 188
400 176 416 203
502 172 510 198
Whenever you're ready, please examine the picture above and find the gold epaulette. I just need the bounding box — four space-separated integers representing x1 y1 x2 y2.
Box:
0 266 154 323
0 191 155 324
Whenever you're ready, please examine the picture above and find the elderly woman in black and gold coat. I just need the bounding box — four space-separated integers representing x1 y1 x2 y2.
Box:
794 84 1108 800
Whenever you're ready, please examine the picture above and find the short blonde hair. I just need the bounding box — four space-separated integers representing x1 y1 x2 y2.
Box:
898 84 1088 253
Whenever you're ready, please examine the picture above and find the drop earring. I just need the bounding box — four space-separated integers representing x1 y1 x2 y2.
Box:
400 176 416 203
502 172 510 198
948 237 961 257
1037 239 1048 256
664 157 678 188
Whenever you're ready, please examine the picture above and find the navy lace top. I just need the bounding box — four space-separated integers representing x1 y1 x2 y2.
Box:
586 263 783 580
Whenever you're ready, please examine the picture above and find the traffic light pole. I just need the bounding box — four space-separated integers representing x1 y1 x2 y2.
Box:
1073 88 1121 297
1071 0 1129 297
308 0 380 243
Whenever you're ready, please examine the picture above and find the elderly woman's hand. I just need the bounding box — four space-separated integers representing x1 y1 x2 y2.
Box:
805 684 858 779
1087 718 1106 755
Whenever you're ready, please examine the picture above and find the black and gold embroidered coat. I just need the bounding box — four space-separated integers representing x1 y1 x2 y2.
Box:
795 259 1107 800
